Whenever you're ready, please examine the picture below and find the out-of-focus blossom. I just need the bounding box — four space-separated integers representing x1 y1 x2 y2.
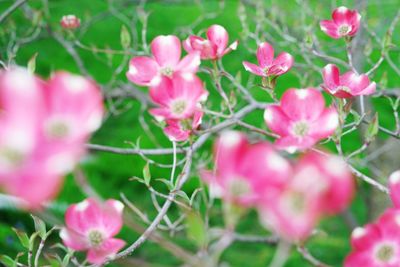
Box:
259 151 354 241
242 42 293 77
0 68 104 208
264 88 339 152
127 35 200 86
60 15 81 29
389 170 400 208
345 209 400 267
201 131 292 206
163 110 203 142
60 198 125 264
320 6 361 39
183 24 238 60
322 64 376 98
149 74 208 121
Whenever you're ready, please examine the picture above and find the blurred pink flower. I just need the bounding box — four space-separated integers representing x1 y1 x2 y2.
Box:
201 131 292 206
0 69 104 208
389 170 400 208
320 6 361 39
60 15 81 29
60 198 125 264
183 24 238 60
243 42 293 77
127 35 200 86
264 88 339 152
345 209 400 267
259 151 354 241
322 64 376 98
163 110 203 142
149 73 208 121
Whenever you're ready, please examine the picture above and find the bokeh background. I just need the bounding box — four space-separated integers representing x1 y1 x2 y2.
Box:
1 0 400 266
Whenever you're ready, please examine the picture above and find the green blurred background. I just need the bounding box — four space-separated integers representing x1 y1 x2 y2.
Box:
1 0 400 266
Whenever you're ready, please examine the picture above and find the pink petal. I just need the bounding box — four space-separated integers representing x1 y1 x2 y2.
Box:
269 52 294 76
320 20 341 39
308 107 339 140
341 72 373 95
275 136 317 152
86 238 125 264
176 52 201 74
322 64 340 91
257 42 274 68
222 40 239 57
350 224 381 251
357 81 376 96
149 77 174 106
389 170 400 208
151 35 181 68
206 24 229 56
332 6 354 25
242 61 265 76
126 57 159 86
65 198 103 234
60 228 88 251
344 251 375 267
348 13 361 36
192 110 203 128
183 37 195 53
264 106 291 136
149 107 172 121
101 200 124 237
186 35 216 60
280 88 325 121
163 120 190 142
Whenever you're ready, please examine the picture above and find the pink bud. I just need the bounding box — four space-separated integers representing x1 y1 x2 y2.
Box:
60 15 81 29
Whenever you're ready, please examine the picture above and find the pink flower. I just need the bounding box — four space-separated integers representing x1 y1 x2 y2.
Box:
259 151 354 241
202 131 292 206
389 170 400 208
242 42 293 77
149 74 208 121
320 6 361 39
345 209 400 267
183 24 238 60
127 35 200 86
60 15 81 29
264 88 339 152
60 198 126 264
322 64 376 98
163 110 203 142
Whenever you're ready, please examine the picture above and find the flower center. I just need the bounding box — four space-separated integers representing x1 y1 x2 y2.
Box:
375 243 396 263
0 147 25 170
160 66 174 77
283 191 307 215
292 121 309 137
338 25 351 36
228 178 251 198
45 119 71 139
171 100 187 116
336 85 351 93
88 230 104 248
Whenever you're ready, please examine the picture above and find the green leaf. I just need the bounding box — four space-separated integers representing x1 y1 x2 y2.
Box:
365 113 379 144
27 52 38 74
156 178 173 191
29 232 39 251
12 228 30 249
186 211 207 248
143 163 151 186
120 25 131 49
31 215 46 239
0 255 15 267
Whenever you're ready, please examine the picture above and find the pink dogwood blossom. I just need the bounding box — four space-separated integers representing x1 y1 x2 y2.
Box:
259 151 354 241
243 42 293 77
320 6 361 39
127 35 200 86
345 208 400 267
163 110 203 142
60 15 81 29
183 24 238 60
264 88 339 152
202 131 292 206
60 198 126 264
322 64 376 98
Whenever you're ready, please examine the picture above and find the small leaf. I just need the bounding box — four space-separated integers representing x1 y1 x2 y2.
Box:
143 163 151 186
120 25 131 49
156 178 174 191
12 228 30 249
31 215 46 239
175 190 190 203
27 52 38 74
29 232 39 251
365 113 379 143
0 255 15 267
186 211 207 248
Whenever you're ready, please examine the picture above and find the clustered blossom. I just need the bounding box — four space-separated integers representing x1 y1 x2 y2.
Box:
320 6 361 39
242 41 293 78
202 131 354 241
264 88 339 152
60 198 125 264
322 64 376 98
60 15 81 29
0 68 103 208
127 25 237 141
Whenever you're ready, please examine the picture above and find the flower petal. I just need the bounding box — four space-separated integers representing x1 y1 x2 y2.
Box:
264 106 291 136
65 198 103 234
176 52 200 74
126 57 159 86
257 42 274 68
322 64 340 92
269 52 294 76
332 6 353 25
308 107 339 140
242 61 265 76
207 24 228 56
86 238 125 264
151 35 181 67
320 20 340 39
60 228 88 251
